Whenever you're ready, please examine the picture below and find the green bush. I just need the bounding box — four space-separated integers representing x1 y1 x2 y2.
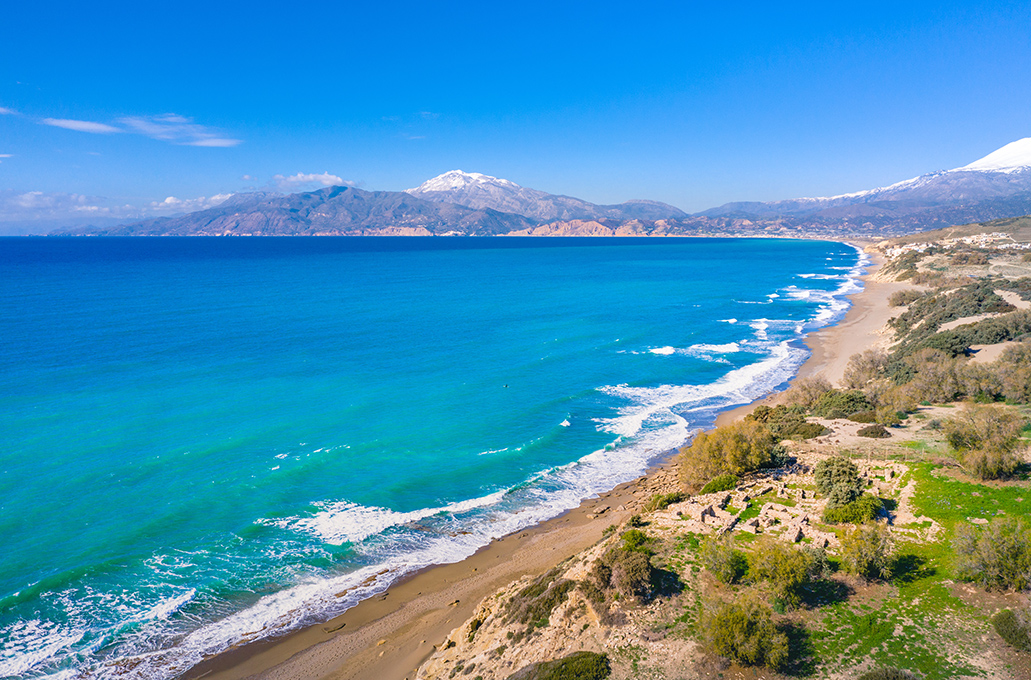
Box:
849 410 878 423
748 539 815 608
823 494 883 524
814 457 863 508
700 474 739 494
700 533 747 584
508 652 611 680
505 568 577 627
843 349 889 389
619 529 651 554
856 669 918 680
746 404 826 440
679 420 778 492
588 530 659 603
888 289 924 307
701 591 789 670
954 516 1031 591
839 523 894 580
811 389 872 419
781 376 833 410
608 549 654 602
992 609 1031 653
643 491 685 511
857 424 891 438
944 404 1027 479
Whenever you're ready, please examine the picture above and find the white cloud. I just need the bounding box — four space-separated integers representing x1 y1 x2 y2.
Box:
273 172 351 191
0 107 15 115
119 114 241 147
0 154 11 163
0 189 235 225
149 193 233 213
42 118 121 134
0 189 134 219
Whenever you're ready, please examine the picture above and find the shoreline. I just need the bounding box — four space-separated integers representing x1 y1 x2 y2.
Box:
184 243 896 680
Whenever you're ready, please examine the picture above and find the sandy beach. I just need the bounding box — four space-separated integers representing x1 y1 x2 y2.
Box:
186 245 899 680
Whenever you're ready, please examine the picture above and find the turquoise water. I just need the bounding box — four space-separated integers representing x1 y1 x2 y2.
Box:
0 237 864 678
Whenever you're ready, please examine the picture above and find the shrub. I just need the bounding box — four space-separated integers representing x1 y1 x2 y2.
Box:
823 493 883 524
679 420 778 492
588 530 658 603
643 491 685 512
839 523 894 580
700 474 739 494
505 568 577 627
857 424 891 438
701 591 789 670
700 533 747 584
811 389 873 419
953 516 1031 591
957 362 1004 403
992 609 1031 653
746 404 826 440
508 652 611 680
950 251 990 265
608 550 654 602
619 529 652 554
996 344 1031 403
748 539 815 608
781 375 833 410
814 457 863 508
899 349 963 402
875 407 903 426
888 289 924 307
943 404 1027 479
849 410 877 423
856 669 918 680
843 349 889 389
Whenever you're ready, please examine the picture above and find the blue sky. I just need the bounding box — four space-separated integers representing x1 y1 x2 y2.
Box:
2 1 1030 229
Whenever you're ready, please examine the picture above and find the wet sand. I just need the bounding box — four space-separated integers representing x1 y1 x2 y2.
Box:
185 246 893 680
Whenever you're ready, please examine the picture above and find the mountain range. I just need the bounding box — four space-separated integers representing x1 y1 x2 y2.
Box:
68 138 1031 238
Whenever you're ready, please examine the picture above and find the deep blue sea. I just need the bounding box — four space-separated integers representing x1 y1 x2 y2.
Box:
0 237 864 679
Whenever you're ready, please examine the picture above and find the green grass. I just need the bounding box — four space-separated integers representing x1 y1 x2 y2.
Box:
909 463 1029 528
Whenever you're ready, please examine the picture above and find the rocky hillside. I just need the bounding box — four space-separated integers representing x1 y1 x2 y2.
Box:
405 170 687 223
79 186 536 236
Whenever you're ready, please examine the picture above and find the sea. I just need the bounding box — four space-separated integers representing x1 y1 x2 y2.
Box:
0 236 865 679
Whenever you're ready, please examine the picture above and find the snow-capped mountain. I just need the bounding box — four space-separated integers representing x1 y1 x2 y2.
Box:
406 170 686 222
704 138 1031 223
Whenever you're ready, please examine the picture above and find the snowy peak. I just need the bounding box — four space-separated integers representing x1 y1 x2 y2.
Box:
406 170 686 223
957 138 1031 173
406 170 521 194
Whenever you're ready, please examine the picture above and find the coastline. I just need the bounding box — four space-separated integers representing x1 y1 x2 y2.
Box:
185 243 893 680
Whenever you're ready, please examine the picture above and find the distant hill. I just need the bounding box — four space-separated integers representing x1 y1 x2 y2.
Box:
884 214 1031 246
405 170 687 222
80 186 536 236
702 138 1031 233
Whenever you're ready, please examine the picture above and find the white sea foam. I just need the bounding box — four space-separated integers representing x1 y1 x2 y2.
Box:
0 620 85 679
649 346 677 355
267 490 510 545
690 342 740 354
